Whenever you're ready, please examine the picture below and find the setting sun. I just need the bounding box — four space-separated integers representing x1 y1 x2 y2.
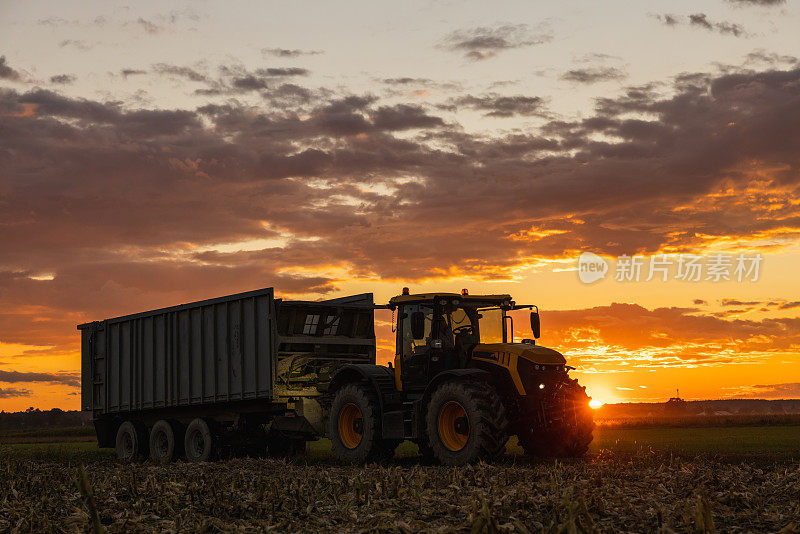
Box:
589 399 605 409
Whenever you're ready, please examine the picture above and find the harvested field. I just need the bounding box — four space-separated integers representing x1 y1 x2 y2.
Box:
1 429 799 533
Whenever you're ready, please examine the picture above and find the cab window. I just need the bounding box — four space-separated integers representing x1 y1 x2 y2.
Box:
401 304 432 355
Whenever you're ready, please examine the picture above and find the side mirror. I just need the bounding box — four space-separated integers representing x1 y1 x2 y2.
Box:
410 311 425 339
530 311 541 339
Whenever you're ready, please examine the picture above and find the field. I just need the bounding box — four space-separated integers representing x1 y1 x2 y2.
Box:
1 426 799 532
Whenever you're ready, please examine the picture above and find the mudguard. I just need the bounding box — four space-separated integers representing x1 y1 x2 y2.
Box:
328 364 399 413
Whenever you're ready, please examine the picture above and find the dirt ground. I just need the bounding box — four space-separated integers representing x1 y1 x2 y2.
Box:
1 450 798 533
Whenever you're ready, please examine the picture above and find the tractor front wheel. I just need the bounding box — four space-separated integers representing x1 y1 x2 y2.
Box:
425 380 508 466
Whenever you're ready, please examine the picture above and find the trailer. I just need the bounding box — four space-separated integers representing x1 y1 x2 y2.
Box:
79 287 375 461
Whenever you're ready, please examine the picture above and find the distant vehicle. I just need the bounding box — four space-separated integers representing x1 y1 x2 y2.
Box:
80 287 594 465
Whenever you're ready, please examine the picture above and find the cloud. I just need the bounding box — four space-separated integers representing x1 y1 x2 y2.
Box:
0 64 799 361
561 67 627 84
442 24 551 61
59 39 95 51
541 303 800 370
448 94 547 117
49 74 76 85
0 370 81 387
725 382 800 398
121 69 147 78
778 301 800 310
689 13 747 37
137 18 162 35
655 14 748 37
0 387 32 398
721 299 765 306
656 14 680 26
693 299 708 305
152 63 208 82
726 0 785 5
382 77 434 86
0 56 21 81
262 48 323 57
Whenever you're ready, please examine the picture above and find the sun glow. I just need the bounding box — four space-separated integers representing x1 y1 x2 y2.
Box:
589 399 605 409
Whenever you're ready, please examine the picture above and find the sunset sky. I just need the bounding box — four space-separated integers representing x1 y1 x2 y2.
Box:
1 0 799 411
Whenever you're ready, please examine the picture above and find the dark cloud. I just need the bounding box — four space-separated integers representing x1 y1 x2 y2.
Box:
730 383 800 399
258 68 308 77
0 56 21 81
49 74 76 85
262 48 323 57
693 299 708 305
137 18 162 35
121 69 147 78
656 14 680 26
689 13 747 36
561 67 627 84
59 39 94 51
0 387 32 398
656 13 748 37
152 63 208 82
0 370 81 388
726 0 785 5
382 77 434 85
745 51 798 66
0 64 799 361
449 94 547 117
442 24 551 61
778 301 800 310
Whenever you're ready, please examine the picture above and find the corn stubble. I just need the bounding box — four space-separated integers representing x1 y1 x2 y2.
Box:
0 453 798 533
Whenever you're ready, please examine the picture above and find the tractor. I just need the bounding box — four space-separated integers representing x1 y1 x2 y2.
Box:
325 289 594 465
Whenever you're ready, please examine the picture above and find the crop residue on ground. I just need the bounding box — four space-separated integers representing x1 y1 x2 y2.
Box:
1 453 798 533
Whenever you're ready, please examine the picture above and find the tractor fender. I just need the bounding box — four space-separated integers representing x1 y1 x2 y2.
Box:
420 368 492 406
327 364 398 413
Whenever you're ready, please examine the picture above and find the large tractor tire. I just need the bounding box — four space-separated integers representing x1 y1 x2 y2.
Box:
329 383 389 463
518 378 595 458
425 380 508 466
115 420 148 461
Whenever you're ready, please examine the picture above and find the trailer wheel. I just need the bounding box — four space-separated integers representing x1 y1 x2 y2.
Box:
329 383 382 463
425 380 508 466
149 420 180 464
115 420 147 461
184 418 214 462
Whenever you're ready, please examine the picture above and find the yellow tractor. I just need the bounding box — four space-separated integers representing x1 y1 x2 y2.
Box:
326 289 594 465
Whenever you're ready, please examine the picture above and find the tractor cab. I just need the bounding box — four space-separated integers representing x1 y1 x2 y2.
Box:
388 288 552 395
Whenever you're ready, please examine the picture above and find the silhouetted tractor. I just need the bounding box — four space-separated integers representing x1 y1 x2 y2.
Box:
326 289 595 465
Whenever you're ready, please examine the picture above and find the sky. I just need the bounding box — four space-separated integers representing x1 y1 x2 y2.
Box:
0 0 799 411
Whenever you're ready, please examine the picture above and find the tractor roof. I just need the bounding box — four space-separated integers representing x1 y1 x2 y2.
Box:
388 293 512 306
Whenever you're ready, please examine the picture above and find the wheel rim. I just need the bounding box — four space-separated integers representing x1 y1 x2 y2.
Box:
338 403 363 449
189 429 205 458
438 401 470 452
155 430 169 458
121 430 134 457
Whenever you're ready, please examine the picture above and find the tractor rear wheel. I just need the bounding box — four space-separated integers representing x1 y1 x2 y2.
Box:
425 380 508 466
329 383 384 463
518 378 595 457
